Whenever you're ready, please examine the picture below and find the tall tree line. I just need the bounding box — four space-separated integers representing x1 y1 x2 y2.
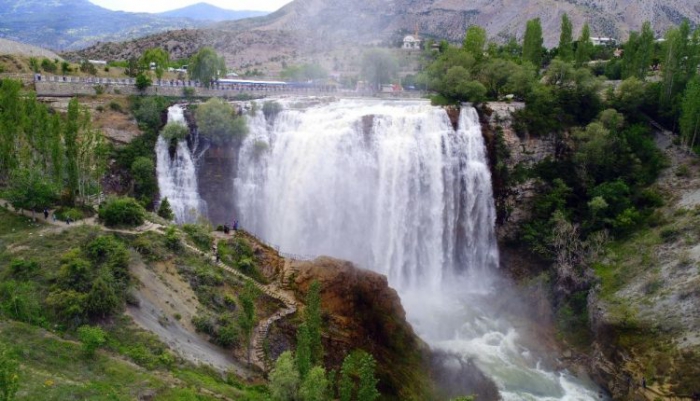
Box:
0 79 106 209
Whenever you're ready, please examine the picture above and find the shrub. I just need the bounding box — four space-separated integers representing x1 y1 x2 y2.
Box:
77 325 107 358
40 58 57 73
182 224 213 251
262 101 282 121
163 226 180 251
8 259 39 280
157 198 174 221
195 98 248 145
161 122 189 141
98 197 145 227
108 101 123 113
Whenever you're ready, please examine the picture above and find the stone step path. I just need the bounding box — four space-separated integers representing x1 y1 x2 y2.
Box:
185 239 298 372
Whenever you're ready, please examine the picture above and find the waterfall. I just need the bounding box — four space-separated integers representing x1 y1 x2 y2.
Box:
235 99 602 400
156 105 206 224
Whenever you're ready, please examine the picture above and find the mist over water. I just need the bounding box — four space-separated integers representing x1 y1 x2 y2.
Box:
234 98 602 400
156 105 206 223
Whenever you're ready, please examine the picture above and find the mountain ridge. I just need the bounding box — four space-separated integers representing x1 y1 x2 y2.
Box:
156 2 268 22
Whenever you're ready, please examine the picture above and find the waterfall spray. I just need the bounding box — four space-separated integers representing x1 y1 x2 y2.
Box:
234 98 602 400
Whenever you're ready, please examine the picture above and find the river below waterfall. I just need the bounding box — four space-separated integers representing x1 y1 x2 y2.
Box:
232 98 603 400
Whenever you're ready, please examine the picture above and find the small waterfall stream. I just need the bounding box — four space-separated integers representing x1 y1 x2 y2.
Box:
155 105 206 224
232 98 602 399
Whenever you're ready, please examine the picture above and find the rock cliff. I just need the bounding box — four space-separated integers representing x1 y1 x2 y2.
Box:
288 257 432 400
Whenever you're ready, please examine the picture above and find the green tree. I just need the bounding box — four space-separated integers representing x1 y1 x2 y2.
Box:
238 282 256 367
4 168 58 213
77 325 107 358
339 351 380 401
60 61 71 74
463 25 487 61
299 366 329 401
295 323 312 379
0 344 19 401
575 23 592 67
79 60 97 75
558 14 574 62
161 123 189 141
680 76 700 148
157 197 175 221
361 49 398 91
40 58 57 73
85 274 121 318
189 47 226 87
135 73 152 91
523 18 544 67
357 354 380 401
29 57 39 73
140 48 170 79
64 98 80 204
98 196 146 227
195 98 248 145
269 351 300 401
131 157 157 207
305 280 323 365
622 21 654 79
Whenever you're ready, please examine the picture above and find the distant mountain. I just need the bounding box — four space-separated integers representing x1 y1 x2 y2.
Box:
0 0 208 51
157 2 267 22
71 0 700 71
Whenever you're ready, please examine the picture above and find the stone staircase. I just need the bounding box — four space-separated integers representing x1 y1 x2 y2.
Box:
182 239 298 372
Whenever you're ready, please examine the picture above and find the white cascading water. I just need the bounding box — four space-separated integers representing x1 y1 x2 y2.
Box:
156 105 206 224
235 99 603 400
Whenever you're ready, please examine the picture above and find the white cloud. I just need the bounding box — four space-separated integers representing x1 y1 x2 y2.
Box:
89 0 291 13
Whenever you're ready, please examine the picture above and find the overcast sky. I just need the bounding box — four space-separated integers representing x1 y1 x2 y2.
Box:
89 0 292 13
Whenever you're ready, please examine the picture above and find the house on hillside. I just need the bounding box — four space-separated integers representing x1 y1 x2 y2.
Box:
591 37 617 46
402 35 421 50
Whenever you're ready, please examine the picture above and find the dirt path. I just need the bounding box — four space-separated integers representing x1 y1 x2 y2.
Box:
3 200 299 373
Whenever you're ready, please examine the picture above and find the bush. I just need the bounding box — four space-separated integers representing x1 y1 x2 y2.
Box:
182 224 213 251
108 101 123 113
54 207 84 222
157 198 174 221
161 123 189 141
165 226 181 251
262 101 282 121
77 325 107 358
98 197 145 227
195 98 248 145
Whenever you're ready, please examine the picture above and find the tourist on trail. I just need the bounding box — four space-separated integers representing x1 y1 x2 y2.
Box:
43 208 49 220
52 213 56 222
66 216 71 225
223 224 230 234
234 220 239 231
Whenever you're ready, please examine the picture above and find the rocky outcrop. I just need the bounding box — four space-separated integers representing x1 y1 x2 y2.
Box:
479 102 556 242
287 257 433 400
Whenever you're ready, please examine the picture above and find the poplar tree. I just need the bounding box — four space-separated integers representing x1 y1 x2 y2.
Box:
463 25 487 61
558 13 574 62
575 22 592 67
680 77 700 148
64 98 80 204
295 323 312 378
523 18 544 67
622 22 654 79
305 280 323 365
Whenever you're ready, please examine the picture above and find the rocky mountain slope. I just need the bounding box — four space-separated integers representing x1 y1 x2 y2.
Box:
0 37 62 60
69 0 700 76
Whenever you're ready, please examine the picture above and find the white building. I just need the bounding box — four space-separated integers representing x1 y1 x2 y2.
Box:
591 37 617 46
402 35 422 50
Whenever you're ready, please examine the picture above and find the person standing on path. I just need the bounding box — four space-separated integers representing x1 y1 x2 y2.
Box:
43 208 49 220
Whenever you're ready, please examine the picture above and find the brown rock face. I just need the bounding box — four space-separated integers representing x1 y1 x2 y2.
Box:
289 257 432 400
